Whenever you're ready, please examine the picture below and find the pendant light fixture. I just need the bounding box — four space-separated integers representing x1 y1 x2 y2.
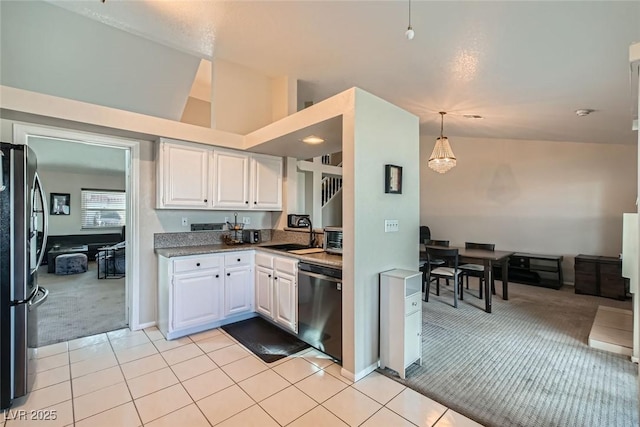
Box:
428 112 457 174
405 0 414 40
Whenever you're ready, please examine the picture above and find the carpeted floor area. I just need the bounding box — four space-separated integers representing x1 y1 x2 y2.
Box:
379 280 638 427
37 261 127 346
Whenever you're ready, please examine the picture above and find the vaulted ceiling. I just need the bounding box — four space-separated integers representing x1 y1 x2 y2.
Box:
26 1 640 145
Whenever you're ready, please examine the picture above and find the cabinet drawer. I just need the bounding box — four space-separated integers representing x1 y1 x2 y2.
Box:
405 292 422 315
274 256 298 275
574 260 597 274
255 252 274 269
174 256 221 273
225 252 253 267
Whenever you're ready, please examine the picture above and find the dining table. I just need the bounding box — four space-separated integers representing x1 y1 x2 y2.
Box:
421 246 514 313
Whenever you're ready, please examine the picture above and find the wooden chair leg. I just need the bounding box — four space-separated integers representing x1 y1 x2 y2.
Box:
436 278 440 296
459 276 464 301
479 276 483 299
466 274 469 289
491 278 496 295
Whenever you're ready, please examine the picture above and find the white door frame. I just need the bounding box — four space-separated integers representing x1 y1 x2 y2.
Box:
13 123 142 330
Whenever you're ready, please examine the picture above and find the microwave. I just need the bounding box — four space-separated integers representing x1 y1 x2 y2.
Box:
323 227 343 254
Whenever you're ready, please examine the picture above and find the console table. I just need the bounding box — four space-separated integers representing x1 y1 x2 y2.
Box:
494 252 564 289
47 245 89 273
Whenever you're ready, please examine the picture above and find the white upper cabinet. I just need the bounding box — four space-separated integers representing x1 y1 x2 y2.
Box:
212 150 250 209
156 138 282 211
157 139 209 209
251 154 283 210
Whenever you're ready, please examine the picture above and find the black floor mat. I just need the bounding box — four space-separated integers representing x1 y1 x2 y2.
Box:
221 316 309 363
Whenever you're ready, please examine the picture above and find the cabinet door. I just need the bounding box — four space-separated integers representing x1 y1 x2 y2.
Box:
274 271 297 333
161 142 209 208
173 270 222 330
224 266 253 317
404 311 422 368
251 154 283 210
213 150 250 208
255 266 274 317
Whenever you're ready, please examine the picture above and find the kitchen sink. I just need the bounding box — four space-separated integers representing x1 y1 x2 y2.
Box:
261 243 310 251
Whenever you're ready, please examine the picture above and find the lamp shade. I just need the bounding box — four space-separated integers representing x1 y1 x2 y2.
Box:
428 136 456 174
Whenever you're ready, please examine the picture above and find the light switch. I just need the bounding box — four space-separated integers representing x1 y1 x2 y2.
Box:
181 217 188 227
384 219 399 232
242 217 251 225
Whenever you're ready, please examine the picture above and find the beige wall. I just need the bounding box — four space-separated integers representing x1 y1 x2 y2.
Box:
421 135 638 282
212 59 273 135
38 168 126 236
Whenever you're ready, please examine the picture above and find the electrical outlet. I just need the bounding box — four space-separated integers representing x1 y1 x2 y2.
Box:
384 219 399 233
181 217 188 227
242 217 251 225
224 217 229 223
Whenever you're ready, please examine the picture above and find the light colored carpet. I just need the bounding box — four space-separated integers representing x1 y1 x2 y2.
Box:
380 281 638 427
37 261 127 346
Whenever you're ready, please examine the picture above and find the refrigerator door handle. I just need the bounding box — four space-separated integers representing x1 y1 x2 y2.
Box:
32 172 49 273
0 150 5 192
29 287 49 311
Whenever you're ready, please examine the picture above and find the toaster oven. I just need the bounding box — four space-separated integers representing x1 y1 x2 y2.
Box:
323 227 343 254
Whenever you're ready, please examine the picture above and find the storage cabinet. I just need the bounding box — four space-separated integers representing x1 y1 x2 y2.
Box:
156 140 209 209
173 268 223 330
223 253 254 317
254 253 298 333
255 253 274 317
575 255 627 300
213 150 250 208
156 138 283 211
379 269 423 379
251 154 283 210
158 251 254 339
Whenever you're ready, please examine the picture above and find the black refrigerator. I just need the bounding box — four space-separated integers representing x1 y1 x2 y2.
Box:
1 142 49 410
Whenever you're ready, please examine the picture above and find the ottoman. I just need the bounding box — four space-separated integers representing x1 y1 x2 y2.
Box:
55 253 88 275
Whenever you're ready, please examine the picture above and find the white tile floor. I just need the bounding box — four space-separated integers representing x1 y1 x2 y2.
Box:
2 326 484 427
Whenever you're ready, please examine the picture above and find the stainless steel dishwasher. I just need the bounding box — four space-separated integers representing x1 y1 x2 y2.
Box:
297 262 342 362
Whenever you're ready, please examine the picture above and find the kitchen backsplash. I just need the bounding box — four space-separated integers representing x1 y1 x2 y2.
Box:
154 228 323 249
154 229 272 249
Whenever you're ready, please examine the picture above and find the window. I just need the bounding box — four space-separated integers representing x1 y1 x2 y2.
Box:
81 189 126 229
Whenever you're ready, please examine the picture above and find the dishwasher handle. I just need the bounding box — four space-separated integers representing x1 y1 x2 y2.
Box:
299 270 342 284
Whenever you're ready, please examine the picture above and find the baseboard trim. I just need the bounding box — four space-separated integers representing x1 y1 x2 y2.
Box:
135 321 156 331
344 361 378 382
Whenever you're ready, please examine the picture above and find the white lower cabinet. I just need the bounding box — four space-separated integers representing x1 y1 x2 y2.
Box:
173 269 223 330
158 251 254 339
254 252 298 333
379 269 423 379
224 253 254 317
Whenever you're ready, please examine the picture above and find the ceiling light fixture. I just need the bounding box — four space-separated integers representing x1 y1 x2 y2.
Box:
428 112 457 174
301 135 324 145
405 0 414 40
463 114 484 119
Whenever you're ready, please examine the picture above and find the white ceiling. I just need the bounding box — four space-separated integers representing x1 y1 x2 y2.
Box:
50 1 640 145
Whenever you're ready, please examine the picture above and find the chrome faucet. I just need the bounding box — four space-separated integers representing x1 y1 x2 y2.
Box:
297 217 315 247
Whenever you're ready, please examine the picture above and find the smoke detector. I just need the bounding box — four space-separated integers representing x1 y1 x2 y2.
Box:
575 109 594 117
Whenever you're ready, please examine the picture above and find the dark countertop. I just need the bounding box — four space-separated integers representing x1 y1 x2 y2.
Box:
155 242 343 268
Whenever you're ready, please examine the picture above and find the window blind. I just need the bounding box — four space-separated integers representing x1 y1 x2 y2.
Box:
81 189 126 229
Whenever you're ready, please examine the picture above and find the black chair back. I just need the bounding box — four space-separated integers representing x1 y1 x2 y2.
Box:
426 246 459 269
465 242 495 251
427 239 450 247
420 226 431 244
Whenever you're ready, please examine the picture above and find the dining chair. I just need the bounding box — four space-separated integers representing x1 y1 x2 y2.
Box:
459 242 496 299
424 246 463 308
419 236 449 291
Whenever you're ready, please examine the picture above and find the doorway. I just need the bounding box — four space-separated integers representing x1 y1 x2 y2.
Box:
14 124 139 346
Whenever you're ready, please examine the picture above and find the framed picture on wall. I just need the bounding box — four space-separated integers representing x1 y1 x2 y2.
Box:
50 193 70 215
384 164 402 194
